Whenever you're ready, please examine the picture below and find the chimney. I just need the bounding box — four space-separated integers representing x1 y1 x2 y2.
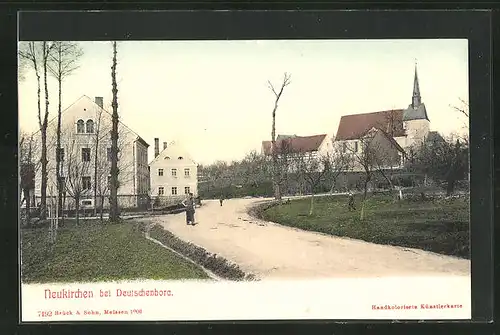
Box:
154 138 159 158
95 96 103 108
163 142 168 150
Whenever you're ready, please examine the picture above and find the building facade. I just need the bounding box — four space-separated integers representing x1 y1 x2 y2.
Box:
32 95 150 210
149 138 198 205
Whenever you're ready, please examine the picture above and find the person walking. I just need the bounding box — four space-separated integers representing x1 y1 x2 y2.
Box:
219 194 224 207
182 193 196 225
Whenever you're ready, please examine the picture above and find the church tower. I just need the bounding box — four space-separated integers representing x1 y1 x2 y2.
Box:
403 62 430 148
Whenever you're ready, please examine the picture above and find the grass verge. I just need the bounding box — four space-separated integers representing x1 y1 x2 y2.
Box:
253 193 469 259
147 223 256 281
21 219 209 283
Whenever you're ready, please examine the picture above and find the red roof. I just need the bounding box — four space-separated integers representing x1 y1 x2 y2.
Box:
262 134 327 155
335 109 406 141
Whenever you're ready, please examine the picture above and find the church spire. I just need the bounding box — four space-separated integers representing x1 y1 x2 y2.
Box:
412 60 421 108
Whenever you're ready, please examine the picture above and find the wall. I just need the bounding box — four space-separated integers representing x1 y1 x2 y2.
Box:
150 145 198 198
404 119 430 147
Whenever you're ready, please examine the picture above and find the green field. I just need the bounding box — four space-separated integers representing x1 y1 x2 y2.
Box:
258 193 469 258
21 220 209 283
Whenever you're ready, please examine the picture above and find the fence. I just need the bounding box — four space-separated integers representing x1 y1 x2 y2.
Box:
34 194 151 212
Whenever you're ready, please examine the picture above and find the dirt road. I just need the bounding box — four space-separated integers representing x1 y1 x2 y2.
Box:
140 198 470 279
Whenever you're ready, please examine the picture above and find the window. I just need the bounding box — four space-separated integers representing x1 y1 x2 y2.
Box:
171 187 177 195
171 168 177 177
184 186 190 194
86 119 94 133
82 148 91 162
184 168 190 177
354 141 359 152
76 119 84 133
164 156 171 160
82 176 91 190
158 169 164 176
56 148 65 162
342 142 347 153
107 175 111 188
178 156 184 160
158 187 164 195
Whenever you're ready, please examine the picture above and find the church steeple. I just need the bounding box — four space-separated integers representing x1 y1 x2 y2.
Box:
412 61 421 108
402 60 429 122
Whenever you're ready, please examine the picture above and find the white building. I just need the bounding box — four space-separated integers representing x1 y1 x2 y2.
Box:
33 95 150 210
149 138 198 205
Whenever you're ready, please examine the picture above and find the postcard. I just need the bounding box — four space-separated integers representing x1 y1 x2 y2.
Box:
18 38 471 321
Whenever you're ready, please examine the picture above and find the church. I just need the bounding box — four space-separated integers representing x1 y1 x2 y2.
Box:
334 64 441 172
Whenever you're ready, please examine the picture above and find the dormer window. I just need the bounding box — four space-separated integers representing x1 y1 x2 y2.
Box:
178 156 183 160
86 119 94 133
164 156 171 160
76 119 85 133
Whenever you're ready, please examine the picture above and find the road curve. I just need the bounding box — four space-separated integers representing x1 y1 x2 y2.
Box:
138 198 470 280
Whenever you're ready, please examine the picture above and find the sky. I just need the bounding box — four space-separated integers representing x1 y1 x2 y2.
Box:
18 39 469 165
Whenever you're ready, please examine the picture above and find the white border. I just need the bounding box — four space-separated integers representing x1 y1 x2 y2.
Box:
21 276 471 321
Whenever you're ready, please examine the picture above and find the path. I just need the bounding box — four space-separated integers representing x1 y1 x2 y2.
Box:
138 198 470 279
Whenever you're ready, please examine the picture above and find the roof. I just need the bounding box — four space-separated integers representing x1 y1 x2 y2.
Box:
29 95 150 147
276 134 297 141
262 134 327 155
149 141 196 166
335 109 406 141
403 103 429 121
379 130 405 154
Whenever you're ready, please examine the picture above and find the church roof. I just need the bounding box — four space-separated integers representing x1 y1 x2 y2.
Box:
403 62 429 121
262 134 327 155
335 109 405 141
403 103 429 121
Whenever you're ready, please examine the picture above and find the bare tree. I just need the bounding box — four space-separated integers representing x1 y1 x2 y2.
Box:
19 131 38 226
47 41 84 219
241 150 272 188
109 41 120 222
92 111 136 222
346 132 380 221
296 151 332 215
268 72 292 201
19 41 55 219
62 130 93 225
327 140 353 194
273 138 295 196
450 97 469 146
410 133 468 196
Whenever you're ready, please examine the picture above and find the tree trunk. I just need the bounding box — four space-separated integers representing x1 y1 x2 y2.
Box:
40 42 51 220
56 67 63 222
446 178 455 196
360 178 369 221
40 129 48 220
309 193 315 216
24 188 31 227
75 197 80 225
100 195 105 222
109 41 120 222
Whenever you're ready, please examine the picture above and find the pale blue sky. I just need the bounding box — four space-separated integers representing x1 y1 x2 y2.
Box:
18 39 469 165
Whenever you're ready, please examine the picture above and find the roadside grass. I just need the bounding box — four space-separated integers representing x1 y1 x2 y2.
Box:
258 194 469 259
21 219 209 283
